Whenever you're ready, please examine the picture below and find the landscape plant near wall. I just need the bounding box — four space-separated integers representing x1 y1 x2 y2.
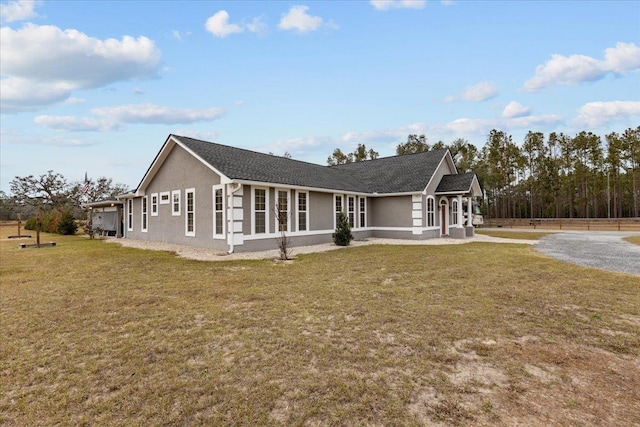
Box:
333 211 353 246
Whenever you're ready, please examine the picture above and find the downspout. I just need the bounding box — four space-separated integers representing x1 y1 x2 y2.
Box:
227 183 242 254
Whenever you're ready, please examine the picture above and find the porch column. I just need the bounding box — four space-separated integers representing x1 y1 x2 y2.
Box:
467 195 473 226
457 195 464 228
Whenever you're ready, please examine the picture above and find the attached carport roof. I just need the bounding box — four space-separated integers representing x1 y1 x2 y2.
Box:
82 198 123 208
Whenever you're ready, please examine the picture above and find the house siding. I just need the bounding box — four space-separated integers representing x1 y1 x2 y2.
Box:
370 195 412 228
127 144 227 251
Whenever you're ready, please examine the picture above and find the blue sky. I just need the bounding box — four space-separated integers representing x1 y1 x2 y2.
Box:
1 0 639 191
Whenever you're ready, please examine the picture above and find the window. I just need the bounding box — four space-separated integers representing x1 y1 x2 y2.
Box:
347 196 355 228
427 196 435 227
127 199 133 231
297 192 308 231
172 190 180 216
254 188 267 234
334 195 343 227
359 197 366 228
160 191 170 204
141 196 148 232
185 188 195 236
151 193 158 216
213 186 224 237
277 190 289 232
452 199 458 225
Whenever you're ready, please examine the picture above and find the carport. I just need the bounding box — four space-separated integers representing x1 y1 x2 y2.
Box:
83 199 124 237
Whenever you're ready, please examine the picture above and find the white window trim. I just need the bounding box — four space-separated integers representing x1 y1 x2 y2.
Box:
347 196 356 228
276 188 291 232
151 193 159 216
185 188 195 237
212 185 225 239
296 191 309 232
359 196 367 228
333 194 343 229
159 191 170 205
252 186 269 235
141 196 148 233
452 199 458 225
426 196 436 228
172 190 181 216
127 199 133 231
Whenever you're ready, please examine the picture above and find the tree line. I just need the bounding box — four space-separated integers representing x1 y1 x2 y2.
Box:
327 126 640 219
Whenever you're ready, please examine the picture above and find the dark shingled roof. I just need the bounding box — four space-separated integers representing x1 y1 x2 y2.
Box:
436 173 477 193
175 135 452 194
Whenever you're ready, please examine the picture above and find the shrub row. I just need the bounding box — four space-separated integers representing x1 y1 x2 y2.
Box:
24 210 78 235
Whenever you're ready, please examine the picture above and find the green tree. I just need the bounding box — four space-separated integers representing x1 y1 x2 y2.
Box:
333 211 353 246
396 134 430 155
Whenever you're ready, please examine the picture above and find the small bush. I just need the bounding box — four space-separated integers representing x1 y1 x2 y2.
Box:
24 217 37 230
57 211 78 235
333 211 353 246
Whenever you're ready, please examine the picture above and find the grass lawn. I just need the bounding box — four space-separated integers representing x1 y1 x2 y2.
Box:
475 229 553 240
1 226 639 426
624 235 640 246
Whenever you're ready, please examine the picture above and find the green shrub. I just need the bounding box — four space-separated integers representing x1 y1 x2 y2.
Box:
24 217 37 230
56 211 78 235
333 211 353 246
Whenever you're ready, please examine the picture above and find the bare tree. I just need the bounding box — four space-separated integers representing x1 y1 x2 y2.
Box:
274 203 292 260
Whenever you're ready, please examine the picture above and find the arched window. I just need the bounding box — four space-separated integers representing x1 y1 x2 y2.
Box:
427 196 435 227
452 199 458 225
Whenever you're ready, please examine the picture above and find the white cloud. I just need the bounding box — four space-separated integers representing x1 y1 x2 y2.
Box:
34 115 118 132
278 5 324 33
33 104 226 132
90 104 225 124
502 101 531 119
171 30 191 40
258 136 326 155
246 16 267 35
0 24 161 112
205 10 244 38
446 81 499 102
370 0 426 10
575 101 640 127
443 114 562 137
342 122 428 144
523 42 640 91
0 0 39 23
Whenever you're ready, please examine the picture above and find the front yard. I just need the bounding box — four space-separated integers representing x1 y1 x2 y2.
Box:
1 227 638 426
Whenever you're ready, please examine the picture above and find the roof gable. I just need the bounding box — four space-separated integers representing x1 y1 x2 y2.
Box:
435 173 482 195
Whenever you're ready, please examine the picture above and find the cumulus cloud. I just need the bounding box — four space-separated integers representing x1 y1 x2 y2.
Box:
523 42 640 91
446 81 499 103
342 123 428 144
0 24 162 112
90 104 225 124
575 101 640 127
205 10 244 38
370 0 426 10
278 5 325 33
0 0 39 23
33 104 226 131
502 101 531 118
443 114 563 136
205 11 266 38
34 115 119 132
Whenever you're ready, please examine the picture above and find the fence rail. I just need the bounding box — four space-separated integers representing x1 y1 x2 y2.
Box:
483 218 640 231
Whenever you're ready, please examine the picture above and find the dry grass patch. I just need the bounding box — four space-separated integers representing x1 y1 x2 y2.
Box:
624 235 640 246
1 228 639 426
475 229 552 240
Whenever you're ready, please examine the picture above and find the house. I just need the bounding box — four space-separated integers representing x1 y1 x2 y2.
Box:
117 134 482 253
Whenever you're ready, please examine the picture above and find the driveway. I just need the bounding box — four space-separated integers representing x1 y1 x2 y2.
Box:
536 231 640 276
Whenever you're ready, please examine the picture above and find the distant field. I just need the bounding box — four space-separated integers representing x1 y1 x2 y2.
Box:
1 224 639 426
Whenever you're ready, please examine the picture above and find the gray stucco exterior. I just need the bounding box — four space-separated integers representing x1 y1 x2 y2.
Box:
119 134 483 253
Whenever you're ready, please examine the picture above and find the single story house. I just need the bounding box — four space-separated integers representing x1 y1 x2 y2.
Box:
116 134 482 253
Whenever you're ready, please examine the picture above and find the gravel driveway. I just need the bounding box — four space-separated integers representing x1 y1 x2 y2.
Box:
535 231 640 276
